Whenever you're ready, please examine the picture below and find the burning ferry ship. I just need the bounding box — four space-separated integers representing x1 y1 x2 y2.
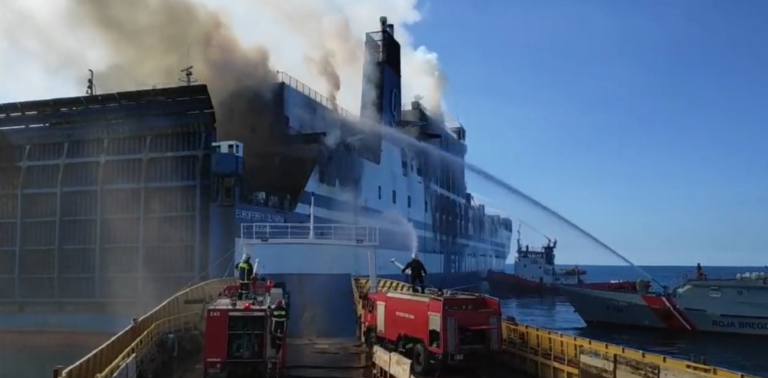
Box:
0 16 513 334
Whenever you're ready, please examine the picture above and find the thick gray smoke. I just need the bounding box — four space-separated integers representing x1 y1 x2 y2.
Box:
0 0 448 114
55 0 280 148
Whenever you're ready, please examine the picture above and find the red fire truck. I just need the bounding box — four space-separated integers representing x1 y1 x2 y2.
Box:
362 290 502 375
203 278 289 378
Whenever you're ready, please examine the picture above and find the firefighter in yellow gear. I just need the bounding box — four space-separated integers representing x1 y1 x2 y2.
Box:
270 300 288 354
236 254 254 300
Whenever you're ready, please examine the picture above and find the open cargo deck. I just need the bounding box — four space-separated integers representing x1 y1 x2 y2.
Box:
52 275 758 378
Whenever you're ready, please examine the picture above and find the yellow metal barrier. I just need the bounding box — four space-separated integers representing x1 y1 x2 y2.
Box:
354 277 412 294
61 278 236 378
96 312 198 378
353 277 759 378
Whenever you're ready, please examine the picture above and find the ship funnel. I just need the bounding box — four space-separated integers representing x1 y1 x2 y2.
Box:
360 16 402 129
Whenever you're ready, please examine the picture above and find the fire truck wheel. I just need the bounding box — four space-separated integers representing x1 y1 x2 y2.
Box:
411 342 432 375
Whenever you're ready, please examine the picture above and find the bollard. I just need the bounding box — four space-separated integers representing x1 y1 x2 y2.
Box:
52 365 64 378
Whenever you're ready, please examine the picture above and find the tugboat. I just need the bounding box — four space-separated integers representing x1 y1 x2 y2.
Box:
560 264 768 335
485 227 636 296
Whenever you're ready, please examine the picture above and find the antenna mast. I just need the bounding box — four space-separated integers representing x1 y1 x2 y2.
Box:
86 69 96 96
179 66 198 86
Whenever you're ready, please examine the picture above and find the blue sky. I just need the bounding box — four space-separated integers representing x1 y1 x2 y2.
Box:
409 1 768 266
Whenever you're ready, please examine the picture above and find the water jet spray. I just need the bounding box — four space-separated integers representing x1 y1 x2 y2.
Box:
342 113 661 287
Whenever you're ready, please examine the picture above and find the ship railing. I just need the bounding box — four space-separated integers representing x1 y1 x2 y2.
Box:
240 223 379 246
275 71 357 119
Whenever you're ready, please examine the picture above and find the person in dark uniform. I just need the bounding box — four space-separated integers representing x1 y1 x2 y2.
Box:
237 254 254 300
402 253 427 293
270 300 288 355
695 263 707 280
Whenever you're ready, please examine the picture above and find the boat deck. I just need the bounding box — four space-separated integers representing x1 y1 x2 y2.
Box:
51 276 758 378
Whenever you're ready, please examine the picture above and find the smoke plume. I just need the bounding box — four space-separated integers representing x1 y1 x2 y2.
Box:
0 0 448 115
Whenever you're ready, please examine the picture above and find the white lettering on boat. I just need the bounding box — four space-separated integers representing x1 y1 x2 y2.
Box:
711 319 768 330
235 210 285 223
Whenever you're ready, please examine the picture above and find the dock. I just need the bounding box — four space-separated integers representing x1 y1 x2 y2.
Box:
52 276 757 378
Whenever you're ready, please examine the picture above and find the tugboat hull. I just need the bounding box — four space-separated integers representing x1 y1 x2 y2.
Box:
486 270 639 297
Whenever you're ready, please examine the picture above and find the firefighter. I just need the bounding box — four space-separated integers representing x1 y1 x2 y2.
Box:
237 254 254 300
270 300 288 355
402 252 427 293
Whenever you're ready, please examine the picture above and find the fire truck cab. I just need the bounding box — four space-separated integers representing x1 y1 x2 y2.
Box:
203 278 289 378
362 290 502 375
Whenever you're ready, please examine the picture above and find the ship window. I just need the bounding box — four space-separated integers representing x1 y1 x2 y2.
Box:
407 195 411 208
392 190 397 204
378 186 381 200
425 200 428 213
401 148 409 177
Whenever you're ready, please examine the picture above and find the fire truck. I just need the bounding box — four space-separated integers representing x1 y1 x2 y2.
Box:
361 290 502 375
203 276 290 378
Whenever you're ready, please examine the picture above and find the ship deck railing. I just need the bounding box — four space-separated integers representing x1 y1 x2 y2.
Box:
240 223 379 246
276 71 357 119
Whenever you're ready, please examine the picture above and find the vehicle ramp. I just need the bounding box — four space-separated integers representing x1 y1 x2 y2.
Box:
239 222 379 340
274 273 368 378
237 223 377 377
271 273 359 339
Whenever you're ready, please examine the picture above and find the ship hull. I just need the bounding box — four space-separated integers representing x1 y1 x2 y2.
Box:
680 310 768 335
674 278 768 335
486 270 639 297
485 270 556 296
560 286 670 329
561 285 768 336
